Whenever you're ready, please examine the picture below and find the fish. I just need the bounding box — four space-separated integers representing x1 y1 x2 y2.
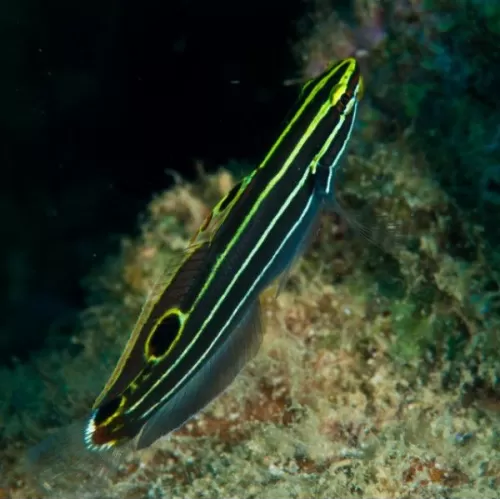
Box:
28 58 363 476
84 57 363 452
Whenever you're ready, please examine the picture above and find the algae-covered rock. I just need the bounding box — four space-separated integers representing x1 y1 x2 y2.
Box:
0 160 497 497
1 0 500 497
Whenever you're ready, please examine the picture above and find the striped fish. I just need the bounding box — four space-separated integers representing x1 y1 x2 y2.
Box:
25 58 359 464
84 57 363 452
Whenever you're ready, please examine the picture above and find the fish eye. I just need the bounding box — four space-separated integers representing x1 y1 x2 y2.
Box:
331 84 353 111
339 92 352 108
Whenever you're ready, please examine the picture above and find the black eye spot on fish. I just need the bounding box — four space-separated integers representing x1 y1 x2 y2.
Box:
145 311 182 359
93 395 124 425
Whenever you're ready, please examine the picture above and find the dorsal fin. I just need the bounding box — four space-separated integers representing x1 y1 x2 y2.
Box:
94 241 213 408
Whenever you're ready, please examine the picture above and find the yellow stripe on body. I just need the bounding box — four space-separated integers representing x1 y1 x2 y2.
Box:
128 60 362 416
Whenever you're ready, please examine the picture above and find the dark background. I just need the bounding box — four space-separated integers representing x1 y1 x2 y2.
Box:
1 0 342 363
